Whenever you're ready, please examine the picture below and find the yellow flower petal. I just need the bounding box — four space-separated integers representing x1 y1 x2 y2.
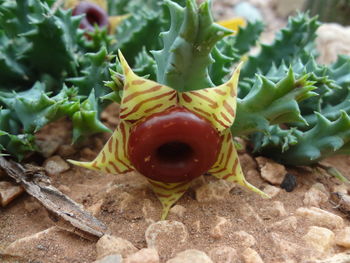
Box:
217 17 246 35
179 62 242 132
67 121 133 174
118 50 177 122
65 0 107 10
109 14 129 34
147 179 191 220
209 130 270 198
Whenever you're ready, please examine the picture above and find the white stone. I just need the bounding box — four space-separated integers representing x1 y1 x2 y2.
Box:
242 248 264 263
169 205 186 218
335 227 350 248
208 246 237 263
210 216 231 239
266 201 287 217
303 183 329 207
96 235 138 259
195 180 234 202
93 254 123 263
270 216 298 231
145 220 188 256
314 252 350 263
262 185 281 198
232 231 256 248
303 226 335 253
331 184 348 194
0 181 24 207
4 227 59 256
270 233 303 258
316 24 350 64
256 157 286 185
43 155 70 176
166 249 213 263
125 248 159 263
296 207 344 229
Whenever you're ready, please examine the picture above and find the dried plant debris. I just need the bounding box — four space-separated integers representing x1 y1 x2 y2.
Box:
330 192 350 218
0 157 107 240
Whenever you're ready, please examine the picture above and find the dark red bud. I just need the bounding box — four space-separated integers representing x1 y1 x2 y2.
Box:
128 107 221 183
72 1 109 32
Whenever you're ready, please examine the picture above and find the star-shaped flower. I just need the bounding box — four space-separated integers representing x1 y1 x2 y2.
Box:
69 51 269 219
65 0 126 33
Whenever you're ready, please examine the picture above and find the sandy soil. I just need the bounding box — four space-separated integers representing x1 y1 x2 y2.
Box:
1 1 350 263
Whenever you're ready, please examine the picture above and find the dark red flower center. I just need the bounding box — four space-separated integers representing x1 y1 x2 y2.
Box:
72 1 109 31
128 107 221 183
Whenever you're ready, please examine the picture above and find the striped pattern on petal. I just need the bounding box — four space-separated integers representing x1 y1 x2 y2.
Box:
209 130 270 198
118 50 177 122
147 179 191 220
68 121 134 174
179 63 242 132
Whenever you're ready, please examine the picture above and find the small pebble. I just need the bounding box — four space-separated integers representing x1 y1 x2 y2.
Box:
280 173 297 192
208 246 237 263
93 254 123 263
4 227 59 257
232 231 256 248
210 216 231 239
335 227 350 248
266 201 287 217
314 252 350 263
270 216 298 231
166 249 213 263
125 248 159 263
262 185 281 198
43 155 70 176
296 207 344 229
270 233 302 258
0 181 24 207
96 235 138 259
242 248 264 263
256 157 286 185
145 220 188 256
303 226 335 253
169 205 186 218
303 183 328 207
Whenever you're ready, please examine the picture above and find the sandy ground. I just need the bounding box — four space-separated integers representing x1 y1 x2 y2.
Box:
1 0 350 263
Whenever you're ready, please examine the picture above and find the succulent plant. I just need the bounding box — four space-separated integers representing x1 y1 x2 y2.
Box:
69 51 268 219
0 0 146 159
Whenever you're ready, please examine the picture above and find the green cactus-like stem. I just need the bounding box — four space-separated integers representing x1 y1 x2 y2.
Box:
256 112 350 166
232 68 316 136
152 0 231 91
